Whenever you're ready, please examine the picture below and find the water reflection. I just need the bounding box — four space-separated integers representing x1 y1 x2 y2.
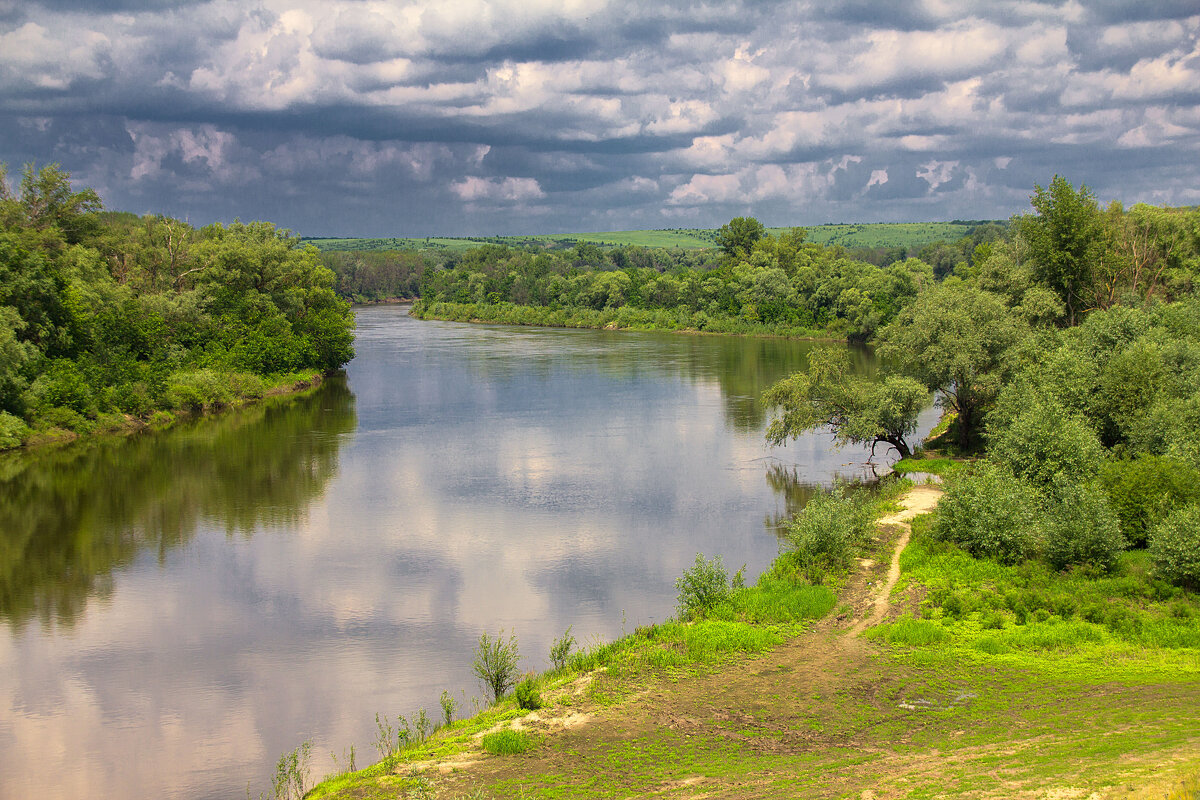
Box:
0 379 356 629
0 308 929 800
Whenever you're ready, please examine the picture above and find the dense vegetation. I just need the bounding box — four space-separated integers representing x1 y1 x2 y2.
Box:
407 221 987 340
771 176 1200 591
0 163 355 450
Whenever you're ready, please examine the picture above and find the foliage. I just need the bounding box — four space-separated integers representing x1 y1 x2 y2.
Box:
481 729 534 755
549 626 575 671
472 630 521 703
933 462 1043 565
715 216 766 257
271 740 312 800
763 346 928 459
0 163 356 447
373 712 411 761
675 553 732 621
1016 175 1105 325
0 410 29 448
987 394 1104 491
1044 479 1125 572
439 690 457 726
1100 455 1200 547
1150 504 1200 589
784 485 873 581
878 281 1027 449
514 676 543 710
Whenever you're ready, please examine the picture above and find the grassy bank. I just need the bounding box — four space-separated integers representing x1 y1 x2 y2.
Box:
296 479 1199 800
9 369 328 452
410 300 836 340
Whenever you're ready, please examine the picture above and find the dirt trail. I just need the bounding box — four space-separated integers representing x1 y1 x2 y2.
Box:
847 483 943 637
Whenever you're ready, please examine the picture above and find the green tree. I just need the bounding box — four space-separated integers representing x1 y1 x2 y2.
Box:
877 281 1026 450
1017 175 1103 325
763 346 929 459
716 217 765 259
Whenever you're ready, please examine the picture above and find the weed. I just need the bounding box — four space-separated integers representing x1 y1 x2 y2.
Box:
549 626 576 670
515 676 543 710
374 712 410 762
473 629 521 703
329 744 356 775
440 690 458 726
271 740 312 800
675 553 732 620
481 729 535 755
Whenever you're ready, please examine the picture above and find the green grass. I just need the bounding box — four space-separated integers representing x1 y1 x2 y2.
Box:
481 729 536 755
892 455 965 478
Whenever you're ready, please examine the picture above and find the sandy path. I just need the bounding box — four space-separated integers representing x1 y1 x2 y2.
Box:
847 483 942 637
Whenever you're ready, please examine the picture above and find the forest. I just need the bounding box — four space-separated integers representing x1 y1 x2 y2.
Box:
0 163 355 450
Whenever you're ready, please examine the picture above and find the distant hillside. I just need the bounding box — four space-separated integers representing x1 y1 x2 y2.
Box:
304 221 999 253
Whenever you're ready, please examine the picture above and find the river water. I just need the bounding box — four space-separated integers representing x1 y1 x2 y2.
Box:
0 306 931 799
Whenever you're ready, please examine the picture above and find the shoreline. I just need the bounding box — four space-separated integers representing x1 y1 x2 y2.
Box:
408 300 851 343
5 370 330 455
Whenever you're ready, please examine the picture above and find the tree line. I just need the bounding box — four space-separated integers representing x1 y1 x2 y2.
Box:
0 163 355 449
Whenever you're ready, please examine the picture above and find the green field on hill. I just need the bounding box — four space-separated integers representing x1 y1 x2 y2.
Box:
305 221 989 253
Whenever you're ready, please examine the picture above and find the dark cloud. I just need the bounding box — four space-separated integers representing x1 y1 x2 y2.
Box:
0 1 1197 235
814 0 942 31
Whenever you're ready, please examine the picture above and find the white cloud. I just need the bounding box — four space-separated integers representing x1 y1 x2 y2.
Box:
451 176 546 202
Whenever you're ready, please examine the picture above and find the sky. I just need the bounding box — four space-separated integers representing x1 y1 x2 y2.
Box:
1 1 1198 237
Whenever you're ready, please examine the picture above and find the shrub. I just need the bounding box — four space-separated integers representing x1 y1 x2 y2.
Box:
549 626 575 671
0 410 29 449
1045 479 1125 572
1100 455 1200 547
785 485 872 581
989 401 1104 491
514 676 543 710
1150 504 1200 589
675 553 731 621
932 462 1043 564
472 629 520 703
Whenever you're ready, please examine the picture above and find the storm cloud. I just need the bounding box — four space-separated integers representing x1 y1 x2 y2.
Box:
1 0 1197 235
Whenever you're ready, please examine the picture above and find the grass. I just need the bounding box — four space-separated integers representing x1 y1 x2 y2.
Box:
481 730 536 755
892 455 965 478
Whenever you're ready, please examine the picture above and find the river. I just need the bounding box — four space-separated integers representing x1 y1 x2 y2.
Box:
0 306 932 799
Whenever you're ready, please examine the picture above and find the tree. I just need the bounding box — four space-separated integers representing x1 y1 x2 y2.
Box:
716 217 765 259
763 346 929 459
1017 175 1103 325
877 281 1026 450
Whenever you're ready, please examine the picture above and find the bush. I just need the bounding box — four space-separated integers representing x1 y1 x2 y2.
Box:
0 410 30 449
549 626 575 671
932 462 1043 564
1150 504 1200 589
785 485 872 581
472 630 520 703
989 401 1104 491
514 676 543 710
1100 455 1200 547
1045 479 1125 572
675 553 731 621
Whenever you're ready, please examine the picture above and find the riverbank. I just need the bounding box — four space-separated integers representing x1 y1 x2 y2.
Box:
410 299 846 341
6 369 329 453
306 483 1200 799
